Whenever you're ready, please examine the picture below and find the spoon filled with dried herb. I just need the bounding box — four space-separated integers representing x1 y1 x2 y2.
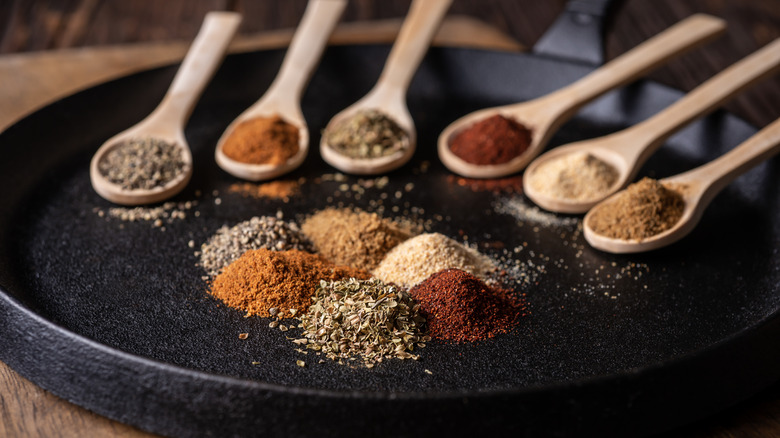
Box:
215 0 346 181
524 38 780 214
437 14 726 179
90 12 241 205
584 116 780 254
320 0 452 175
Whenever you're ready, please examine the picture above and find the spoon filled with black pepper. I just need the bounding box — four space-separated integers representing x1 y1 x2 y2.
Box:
320 0 452 175
524 38 780 214
90 12 241 205
584 116 780 254
437 14 725 179
215 0 346 181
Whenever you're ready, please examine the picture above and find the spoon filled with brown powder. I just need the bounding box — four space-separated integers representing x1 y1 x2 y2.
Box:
584 116 780 253
215 0 346 181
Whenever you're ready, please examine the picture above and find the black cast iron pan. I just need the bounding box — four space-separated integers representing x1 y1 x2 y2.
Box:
1 2 779 437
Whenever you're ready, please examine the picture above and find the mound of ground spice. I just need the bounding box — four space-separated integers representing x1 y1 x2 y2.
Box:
301 207 415 271
372 232 495 288
221 115 299 165
410 268 527 342
528 151 619 201
209 249 369 317
587 177 684 240
449 114 532 165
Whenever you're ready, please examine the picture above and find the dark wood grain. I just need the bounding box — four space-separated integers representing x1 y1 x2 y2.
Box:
0 1 779 437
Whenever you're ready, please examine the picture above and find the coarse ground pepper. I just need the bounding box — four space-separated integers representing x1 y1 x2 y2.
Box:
587 177 684 240
410 268 527 342
221 115 299 165
209 249 369 317
99 137 187 190
449 114 532 165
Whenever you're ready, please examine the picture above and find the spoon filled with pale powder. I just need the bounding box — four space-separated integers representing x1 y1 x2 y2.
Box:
524 38 780 214
584 116 780 254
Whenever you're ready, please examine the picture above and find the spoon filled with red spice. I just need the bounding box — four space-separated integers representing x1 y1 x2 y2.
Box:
524 38 780 214
320 0 452 175
437 14 726 179
216 0 347 181
90 12 241 205
584 116 780 254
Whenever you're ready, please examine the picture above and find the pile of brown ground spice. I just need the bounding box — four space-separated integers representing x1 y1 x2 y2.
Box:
209 249 369 317
587 177 684 240
301 207 415 271
221 115 299 165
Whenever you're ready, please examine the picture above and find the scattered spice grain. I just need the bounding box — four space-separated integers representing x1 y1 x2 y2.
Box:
98 137 187 190
209 249 369 318
296 278 428 366
228 180 301 201
324 109 408 158
449 114 532 165
528 152 618 201
587 177 684 240
372 232 495 288
301 207 415 271
221 115 299 165
199 216 313 277
410 268 526 342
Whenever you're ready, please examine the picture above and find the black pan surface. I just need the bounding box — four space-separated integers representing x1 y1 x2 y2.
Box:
0 45 779 437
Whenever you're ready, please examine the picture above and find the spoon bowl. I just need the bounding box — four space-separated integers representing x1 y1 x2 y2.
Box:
216 0 346 181
584 116 780 254
320 0 451 175
90 12 241 205
524 38 780 213
438 14 726 179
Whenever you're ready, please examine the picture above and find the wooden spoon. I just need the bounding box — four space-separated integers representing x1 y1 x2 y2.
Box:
437 14 726 179
90 12 241 205
320 0 452 175
215 0 346 181
525 38 780 213
584 116 780 254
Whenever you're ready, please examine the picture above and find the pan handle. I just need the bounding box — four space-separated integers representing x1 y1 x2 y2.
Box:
533 0 621 66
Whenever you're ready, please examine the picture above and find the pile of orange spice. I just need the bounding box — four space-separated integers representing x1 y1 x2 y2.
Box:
221 115 299 165
209 249 369 318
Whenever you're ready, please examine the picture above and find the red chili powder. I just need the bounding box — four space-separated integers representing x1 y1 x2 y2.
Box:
409 268 527 342
449 114 532 165
446 174 524 194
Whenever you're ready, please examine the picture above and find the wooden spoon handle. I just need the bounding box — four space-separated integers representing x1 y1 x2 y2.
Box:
543 14 725 118
263 0 347 105
372 0 452 99
621 38 780 162
673 116 780 202
151 12 242 129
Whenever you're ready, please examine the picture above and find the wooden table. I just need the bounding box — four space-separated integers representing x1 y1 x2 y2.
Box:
1 1 779 437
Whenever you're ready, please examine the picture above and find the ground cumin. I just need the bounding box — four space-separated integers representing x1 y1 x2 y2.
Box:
587 177 684 240
301 207 415 271
449 114 532 165
209 249 369 317
221 115 299 165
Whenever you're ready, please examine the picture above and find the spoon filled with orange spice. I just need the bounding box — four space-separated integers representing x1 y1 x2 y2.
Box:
216 0 347 181
437 14 726 179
